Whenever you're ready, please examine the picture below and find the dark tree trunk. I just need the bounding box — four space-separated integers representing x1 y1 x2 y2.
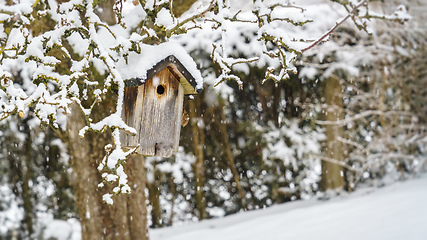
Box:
66 104 148 240
147 168 163 228
188 99 206 220
320 77 345 191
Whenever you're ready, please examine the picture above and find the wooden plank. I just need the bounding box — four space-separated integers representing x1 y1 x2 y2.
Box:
121 68 184 157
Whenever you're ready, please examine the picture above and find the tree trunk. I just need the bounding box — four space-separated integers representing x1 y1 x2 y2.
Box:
320 77 345 191
125 155 149 240
216 100 246 209
188 99 206 220
22 124 34 237
146 168 163 228
66 103 148 240
172 0 198 17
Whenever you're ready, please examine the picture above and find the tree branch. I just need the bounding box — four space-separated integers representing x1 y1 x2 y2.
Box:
315 110 413 126
317 155 357 172
166 0 215 37
301 0 367 53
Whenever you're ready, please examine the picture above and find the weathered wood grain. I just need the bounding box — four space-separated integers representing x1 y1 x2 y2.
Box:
122 68 184 157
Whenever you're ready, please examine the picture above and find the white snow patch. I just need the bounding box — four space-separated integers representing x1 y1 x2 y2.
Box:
156 8 175 28
151 174 427 240
43 218 81 240
116 42 204 91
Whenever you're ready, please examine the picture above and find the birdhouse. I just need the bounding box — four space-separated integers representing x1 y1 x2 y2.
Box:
117 42 203 157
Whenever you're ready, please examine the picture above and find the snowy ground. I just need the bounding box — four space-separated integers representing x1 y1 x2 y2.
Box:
151 174 427 240
36 174 427 239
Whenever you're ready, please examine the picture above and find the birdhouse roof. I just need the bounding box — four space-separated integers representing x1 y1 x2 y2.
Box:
116 42 203 95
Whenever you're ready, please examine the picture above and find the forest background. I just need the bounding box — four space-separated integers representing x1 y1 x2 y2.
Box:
0 0 426 239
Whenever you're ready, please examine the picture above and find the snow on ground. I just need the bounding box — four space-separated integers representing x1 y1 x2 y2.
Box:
35 174 427 239
151 174 427 240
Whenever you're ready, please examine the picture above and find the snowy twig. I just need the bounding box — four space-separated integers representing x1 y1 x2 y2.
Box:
166 0 216 38
337 136 366 153
317 155 357 172
315 110 413 126
301 0 367 53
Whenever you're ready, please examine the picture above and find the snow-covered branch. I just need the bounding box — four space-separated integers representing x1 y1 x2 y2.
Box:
0 0 413 204
315 110 413 126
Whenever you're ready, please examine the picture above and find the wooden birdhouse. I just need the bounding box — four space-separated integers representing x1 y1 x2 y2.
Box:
118 42 203 157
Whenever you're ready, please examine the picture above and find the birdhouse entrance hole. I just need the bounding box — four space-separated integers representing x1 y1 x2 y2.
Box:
121 68 185 157
118 45 204 158
157 85 165 95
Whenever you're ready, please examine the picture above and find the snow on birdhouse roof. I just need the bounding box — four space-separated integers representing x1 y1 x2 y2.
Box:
116 42 204 95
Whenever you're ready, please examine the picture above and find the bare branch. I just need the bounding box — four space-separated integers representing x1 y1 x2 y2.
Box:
166 0 215 37
316 155 357 172
315 110 413 126
301 0 367 53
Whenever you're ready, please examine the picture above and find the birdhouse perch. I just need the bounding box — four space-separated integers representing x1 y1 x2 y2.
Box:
118 42 203 158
